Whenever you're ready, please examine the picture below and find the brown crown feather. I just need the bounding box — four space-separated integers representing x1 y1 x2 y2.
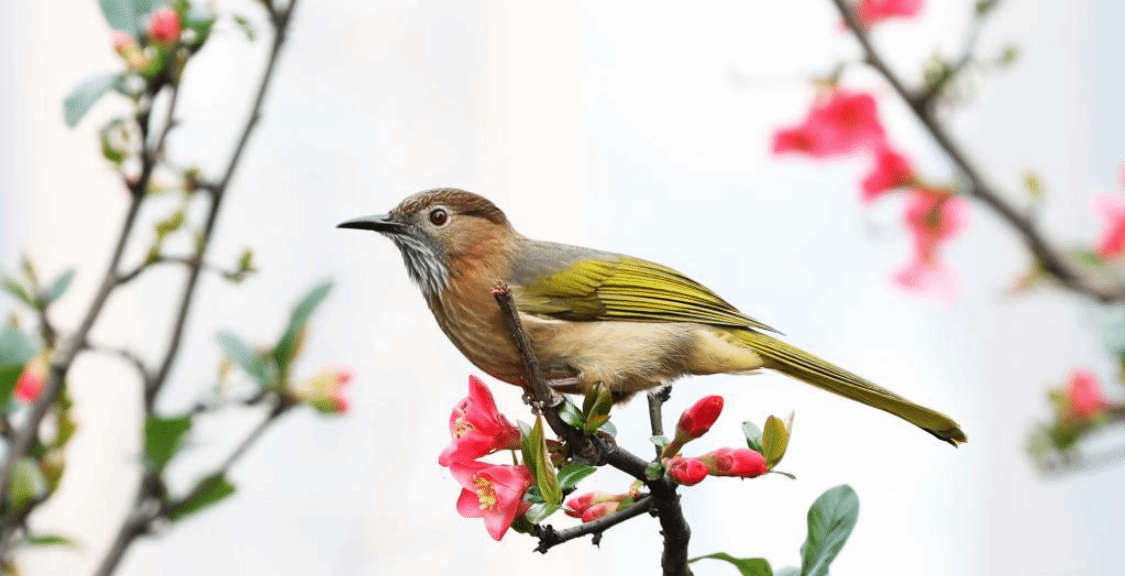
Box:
394 188 509 226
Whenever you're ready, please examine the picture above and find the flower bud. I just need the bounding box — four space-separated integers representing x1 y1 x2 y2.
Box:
676 395 724 441
148 8 182 45
112 32 137 55
666 457 708 486
700 447 767 478
580 501 620 523
564 491 618 518
15 355 48 403
290 367 352 414
1064 368 1107 421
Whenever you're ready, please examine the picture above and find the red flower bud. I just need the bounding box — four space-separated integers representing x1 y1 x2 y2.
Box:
564 491 619 518
676 395 724 440
580 501 620 523
667 457 708 486
148 8 182 45
701 447 767 478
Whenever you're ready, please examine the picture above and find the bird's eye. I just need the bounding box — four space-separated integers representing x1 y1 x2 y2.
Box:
428 208 449 226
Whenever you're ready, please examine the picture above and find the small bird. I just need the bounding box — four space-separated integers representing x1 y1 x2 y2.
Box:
339 188 967 446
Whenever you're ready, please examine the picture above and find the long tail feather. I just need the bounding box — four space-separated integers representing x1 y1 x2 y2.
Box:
737 331 967 446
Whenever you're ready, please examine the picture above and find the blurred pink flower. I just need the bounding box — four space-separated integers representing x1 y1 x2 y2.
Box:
15 355 47 403
894 189 970 303
846 0 924 29
438 376 521 467
291 367 352 414
1064 368 1107 421
861 146 915 203
148 8 182 45
451 461 532 540
1093 193 1125 259
772 90 887 158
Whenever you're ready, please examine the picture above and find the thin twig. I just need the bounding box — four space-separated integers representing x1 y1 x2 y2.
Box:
147 2 298 408
832 0 1125 302
117 255 249 286
648 386 672 458
85 343 154 387
535 496 656 553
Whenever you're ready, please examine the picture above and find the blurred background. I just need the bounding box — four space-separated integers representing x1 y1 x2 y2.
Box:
1 0 1122 574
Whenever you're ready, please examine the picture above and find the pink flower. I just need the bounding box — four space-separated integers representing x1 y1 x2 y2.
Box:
676 395 724 440
1064 368 1107 421
112 32 136 55
699 447 768 478
894 189 970 303
772 90 887 158
667 457 709 486
861 147 915 203
291 367 352 414
581 501 620 523
148 8 182 45
846 0 924 29
14 355 47 403
451 461 533 540
438 376 521 467
1093 193 1125 259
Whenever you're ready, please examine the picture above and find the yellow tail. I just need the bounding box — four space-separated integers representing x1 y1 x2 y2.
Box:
737 331 967 446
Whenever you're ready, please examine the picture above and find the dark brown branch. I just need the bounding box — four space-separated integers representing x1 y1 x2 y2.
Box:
832 0 1125 302
648 386 672 458
491 287 692 576
534 495 656 553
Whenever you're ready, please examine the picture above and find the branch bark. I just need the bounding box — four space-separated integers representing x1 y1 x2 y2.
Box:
831 0 1125 302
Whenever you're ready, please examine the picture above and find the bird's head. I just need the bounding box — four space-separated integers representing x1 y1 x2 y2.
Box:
338 188 512 299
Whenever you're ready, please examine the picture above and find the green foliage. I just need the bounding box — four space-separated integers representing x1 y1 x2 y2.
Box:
64 74 122 128
182 7 217 50
800 485 860 576
9 459 47 510
42 270 76 306
99 0 164 35
216 331 270 385
557 463 596 490
690 553 773 576
25 534 78 548
233 14 257 42
581 382 613 433
144 414 192 471
742 421 763 453
0 325 38 406
761 414 792 469
168 475 236 521
272 281 333 374
523 416 562 505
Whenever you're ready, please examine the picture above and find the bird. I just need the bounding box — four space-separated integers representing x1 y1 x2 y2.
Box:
338 188 967 446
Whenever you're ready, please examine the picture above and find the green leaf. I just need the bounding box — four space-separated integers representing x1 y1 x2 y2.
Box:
1024 172 1043 201
2 276 36 308
144 414 192 471
690 553 773 576
761 415 790 468
64 74 121 128
26 534 78 548
742 421 763 452
42 270 76 306
776 568 800 576
98 0 162 34
233 14 257 41
598 420 617 437
529 416 562 505
0 325 37 366
9 459 46 509
523 502 559 524
650 434 670 449
183 7 217 49
216 331 269 385
557 464 596 490
644 461 664 481
800 485 860 576
168 475 236 521
271 281 333 372
975 0 1000 15
558 399 585 428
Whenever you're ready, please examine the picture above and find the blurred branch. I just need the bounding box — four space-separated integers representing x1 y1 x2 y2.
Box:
85 342 154 388
117 255 249 286
832 0 1125 302
492 288 693 576
92 399 294 576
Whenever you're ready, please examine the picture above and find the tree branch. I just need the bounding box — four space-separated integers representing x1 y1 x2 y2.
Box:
117 255 250 286
84 342 154 388
831 0 1125 302
534 495 656 553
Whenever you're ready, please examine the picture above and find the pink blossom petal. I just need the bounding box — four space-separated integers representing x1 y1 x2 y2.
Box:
893 258 960 305
457 488 485 518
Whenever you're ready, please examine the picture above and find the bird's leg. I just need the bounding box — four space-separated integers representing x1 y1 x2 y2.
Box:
546 377 582 391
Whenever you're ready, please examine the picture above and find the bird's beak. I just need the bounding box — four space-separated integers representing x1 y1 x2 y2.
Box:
336 213 408 235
